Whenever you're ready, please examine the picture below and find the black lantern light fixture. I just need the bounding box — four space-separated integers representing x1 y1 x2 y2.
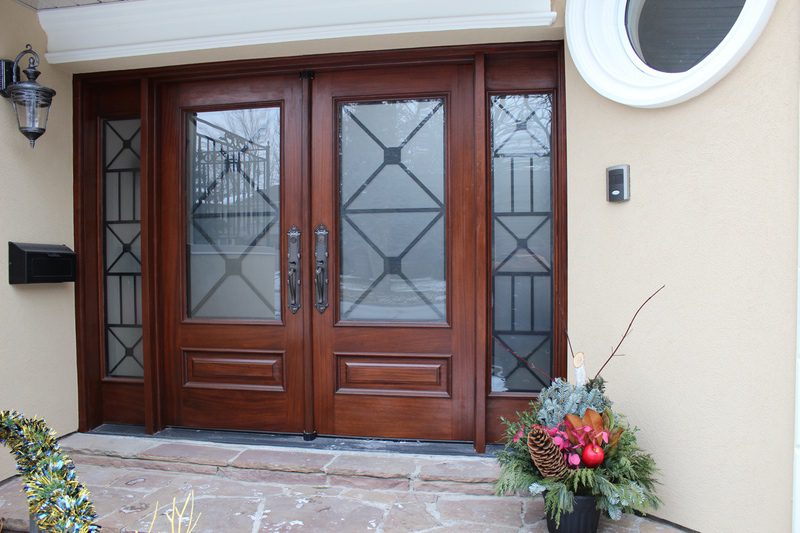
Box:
0 44 56 148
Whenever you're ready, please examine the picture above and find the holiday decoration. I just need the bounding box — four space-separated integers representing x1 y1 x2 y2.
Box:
496 379 660 528
0 410 99 532
527 425 569 480
581 444 605 468
496 287 664 531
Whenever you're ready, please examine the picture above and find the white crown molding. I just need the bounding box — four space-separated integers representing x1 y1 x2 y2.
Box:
565 0 777 108
38 0 557 64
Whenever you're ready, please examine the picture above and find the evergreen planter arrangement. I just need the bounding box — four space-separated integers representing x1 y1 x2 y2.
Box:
495 288 664 533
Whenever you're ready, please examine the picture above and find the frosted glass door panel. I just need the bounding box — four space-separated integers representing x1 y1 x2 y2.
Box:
186 108 281 320
339 99 446 322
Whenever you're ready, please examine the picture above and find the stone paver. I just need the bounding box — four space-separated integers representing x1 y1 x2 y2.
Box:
417 458 500 482
436 496 524 528
0 433 686 532
383 501 440 532
325 454 417 479
0 479 27 531
61 433 157 457
232 448 332 473
138 442 243 466
258 493 384 532
412 479 496 495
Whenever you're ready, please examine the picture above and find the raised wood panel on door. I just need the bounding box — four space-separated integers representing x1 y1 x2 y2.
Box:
310 63 476 441
336 353 451 397
158 74 306 432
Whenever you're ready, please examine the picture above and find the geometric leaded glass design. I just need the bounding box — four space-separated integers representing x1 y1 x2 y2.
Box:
103 119 144 378
338 99 446 322
490 94 553 393
186 108 281 320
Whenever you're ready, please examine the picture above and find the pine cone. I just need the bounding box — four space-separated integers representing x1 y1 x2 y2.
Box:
527 426 569 480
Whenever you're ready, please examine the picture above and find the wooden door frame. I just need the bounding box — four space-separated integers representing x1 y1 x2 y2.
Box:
74 42 567 450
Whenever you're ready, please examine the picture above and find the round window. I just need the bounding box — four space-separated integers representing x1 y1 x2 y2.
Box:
625 0 746 73
565 0 776 107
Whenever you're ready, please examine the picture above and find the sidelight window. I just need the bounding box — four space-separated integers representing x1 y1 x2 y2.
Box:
103 119 144 378
490 94 553 393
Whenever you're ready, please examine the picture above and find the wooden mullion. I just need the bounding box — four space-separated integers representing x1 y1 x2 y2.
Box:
552 42 569 382
473 52 488 454
141 76 163 433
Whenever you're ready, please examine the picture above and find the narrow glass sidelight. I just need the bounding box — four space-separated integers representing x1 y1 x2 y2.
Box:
103 119 143 378
490 94 553 393
338 98 446 322
185 107 281 320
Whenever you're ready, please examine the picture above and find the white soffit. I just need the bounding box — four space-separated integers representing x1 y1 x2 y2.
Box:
38 0 557 64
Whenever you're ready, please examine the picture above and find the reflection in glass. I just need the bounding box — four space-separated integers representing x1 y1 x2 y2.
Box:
339 99 446 322
103 119 144 378
490 95 553 393
626 0 746 73
186 108 281 320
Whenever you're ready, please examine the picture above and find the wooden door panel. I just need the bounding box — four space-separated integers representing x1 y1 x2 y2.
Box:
159 74 305 432
311 64 476 441
335 353 451 397
333 397 455 440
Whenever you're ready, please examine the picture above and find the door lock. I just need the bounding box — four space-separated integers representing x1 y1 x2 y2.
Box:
287 225 301 314
314 224 329 313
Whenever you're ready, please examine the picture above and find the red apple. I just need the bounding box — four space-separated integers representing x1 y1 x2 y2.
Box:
581 444 605 468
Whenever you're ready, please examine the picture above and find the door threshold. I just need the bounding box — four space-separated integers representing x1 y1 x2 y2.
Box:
90 424 502 456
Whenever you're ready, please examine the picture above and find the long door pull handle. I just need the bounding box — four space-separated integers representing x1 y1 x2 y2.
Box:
314 224 329 313
287 225 301 314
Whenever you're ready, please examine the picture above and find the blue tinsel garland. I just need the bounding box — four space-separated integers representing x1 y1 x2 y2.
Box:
0 410 99 532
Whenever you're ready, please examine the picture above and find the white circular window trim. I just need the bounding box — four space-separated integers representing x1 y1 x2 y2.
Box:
565 0 778 108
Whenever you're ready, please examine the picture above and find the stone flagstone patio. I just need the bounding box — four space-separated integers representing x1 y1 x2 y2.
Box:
0 433 682 532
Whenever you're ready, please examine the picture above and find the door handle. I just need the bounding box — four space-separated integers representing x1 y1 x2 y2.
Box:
314 224 329 313
287 225 301 314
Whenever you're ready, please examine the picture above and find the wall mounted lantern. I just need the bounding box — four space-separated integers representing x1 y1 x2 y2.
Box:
0 44 56 147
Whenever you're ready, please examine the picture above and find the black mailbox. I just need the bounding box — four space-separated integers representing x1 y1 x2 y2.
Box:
9 242 76 284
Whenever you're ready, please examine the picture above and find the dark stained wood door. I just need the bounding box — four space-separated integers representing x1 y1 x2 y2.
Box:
158 63 478 440
158 74 307 432
310 64 476 440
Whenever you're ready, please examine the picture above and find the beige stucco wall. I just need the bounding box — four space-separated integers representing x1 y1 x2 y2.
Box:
565 0 799 531
0 0 76 480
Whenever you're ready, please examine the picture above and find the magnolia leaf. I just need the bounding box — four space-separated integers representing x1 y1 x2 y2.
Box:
609 428 624 449
583 408 604 434
564 414 583 431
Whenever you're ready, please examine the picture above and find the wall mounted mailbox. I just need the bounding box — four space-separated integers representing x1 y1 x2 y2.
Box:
9 242 76 284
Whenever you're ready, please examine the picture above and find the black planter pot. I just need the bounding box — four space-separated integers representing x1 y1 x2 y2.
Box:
545 494 601 533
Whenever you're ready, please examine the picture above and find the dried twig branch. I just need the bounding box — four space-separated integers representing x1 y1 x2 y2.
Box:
593 285 665 380
560 307 575 360
494 335 552 384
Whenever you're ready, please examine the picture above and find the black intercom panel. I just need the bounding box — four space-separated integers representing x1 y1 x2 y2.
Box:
8 242 76 284
606 164 630 202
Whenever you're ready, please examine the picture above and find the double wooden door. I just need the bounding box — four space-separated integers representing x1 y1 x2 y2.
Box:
158 64 475 440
